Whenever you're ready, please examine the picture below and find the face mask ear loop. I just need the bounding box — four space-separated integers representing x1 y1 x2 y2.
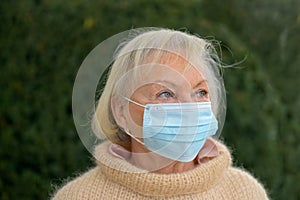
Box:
119 96 146 145
122 96 146 108
123 128 145 145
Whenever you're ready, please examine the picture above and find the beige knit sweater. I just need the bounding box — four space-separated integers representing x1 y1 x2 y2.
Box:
52 140 269 199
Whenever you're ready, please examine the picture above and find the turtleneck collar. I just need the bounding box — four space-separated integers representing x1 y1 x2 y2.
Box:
108 137 219 165
94 139 231 197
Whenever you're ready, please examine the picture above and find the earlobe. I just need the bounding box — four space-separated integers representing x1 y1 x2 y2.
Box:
111 96 127 129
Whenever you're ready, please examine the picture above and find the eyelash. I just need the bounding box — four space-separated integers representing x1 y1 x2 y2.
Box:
156 89 208 100
196 89 208 98
156 90 175 99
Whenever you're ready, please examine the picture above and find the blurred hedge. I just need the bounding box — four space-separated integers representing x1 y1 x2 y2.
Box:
0 0 299 199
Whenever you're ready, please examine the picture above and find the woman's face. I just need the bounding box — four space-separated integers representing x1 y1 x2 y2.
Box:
126 53 210 132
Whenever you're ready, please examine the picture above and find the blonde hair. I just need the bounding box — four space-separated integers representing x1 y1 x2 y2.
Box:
92 28 226 148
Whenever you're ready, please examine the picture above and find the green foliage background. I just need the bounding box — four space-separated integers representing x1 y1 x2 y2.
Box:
1 0 299 199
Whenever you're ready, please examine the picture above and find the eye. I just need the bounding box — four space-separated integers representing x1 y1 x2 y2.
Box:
157 90 174 99
196 89 208 98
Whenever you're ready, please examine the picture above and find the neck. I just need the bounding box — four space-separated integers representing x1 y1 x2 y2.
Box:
130 140 197 174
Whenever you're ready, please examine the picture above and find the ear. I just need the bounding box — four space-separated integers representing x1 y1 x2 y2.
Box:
111 96 127 129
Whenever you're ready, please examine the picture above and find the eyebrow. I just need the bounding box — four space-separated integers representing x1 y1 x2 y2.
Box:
153 80 207 88
154 80 177 88
193 80 208 88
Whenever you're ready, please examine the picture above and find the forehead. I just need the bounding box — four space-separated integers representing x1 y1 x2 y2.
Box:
115 52 207 97
142 52 205 87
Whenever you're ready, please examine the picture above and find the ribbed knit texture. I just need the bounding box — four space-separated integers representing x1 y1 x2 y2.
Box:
51 140 269 199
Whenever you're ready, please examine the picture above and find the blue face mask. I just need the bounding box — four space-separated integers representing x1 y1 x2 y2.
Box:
123 97 218 162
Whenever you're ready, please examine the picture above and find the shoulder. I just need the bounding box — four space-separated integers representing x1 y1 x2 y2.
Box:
222 166 269 199
211 140 269 199
51 167 104 200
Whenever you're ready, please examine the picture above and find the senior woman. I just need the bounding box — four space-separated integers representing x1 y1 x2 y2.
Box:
52 28 269 199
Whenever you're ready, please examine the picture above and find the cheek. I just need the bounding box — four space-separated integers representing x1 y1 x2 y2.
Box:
128 104 144 127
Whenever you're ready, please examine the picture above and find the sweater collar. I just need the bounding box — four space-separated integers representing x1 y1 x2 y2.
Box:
108 137 219 165
94 139 231 197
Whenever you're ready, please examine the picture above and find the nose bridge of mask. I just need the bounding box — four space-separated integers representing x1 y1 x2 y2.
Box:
144 102 213 127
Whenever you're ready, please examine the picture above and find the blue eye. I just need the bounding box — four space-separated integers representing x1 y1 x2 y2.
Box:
196 90 208 98
157 90 173 99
